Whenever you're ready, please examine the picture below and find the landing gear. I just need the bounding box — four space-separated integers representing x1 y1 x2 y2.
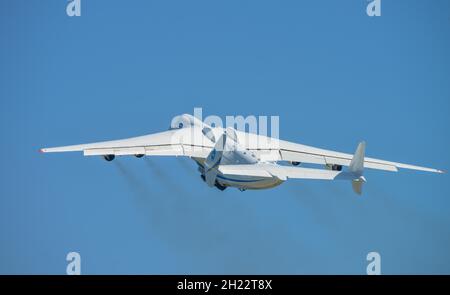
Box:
215 182 227 191
200 174 227 191
103 154 115 161
135 154 144 158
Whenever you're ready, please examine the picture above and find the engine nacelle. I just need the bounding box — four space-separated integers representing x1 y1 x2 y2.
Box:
325 164 342 171
103 154 115 161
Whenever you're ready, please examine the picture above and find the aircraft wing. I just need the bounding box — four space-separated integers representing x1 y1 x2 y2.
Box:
234 131 443 174
40 128 214 158
231 131 442 174
275 140 443 174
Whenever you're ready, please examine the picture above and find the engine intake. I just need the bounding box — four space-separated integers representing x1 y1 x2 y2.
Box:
103 154 115 161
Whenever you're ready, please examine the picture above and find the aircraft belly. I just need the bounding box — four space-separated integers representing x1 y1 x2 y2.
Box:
216 174 283 190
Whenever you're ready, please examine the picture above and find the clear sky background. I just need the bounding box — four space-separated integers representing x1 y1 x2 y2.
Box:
1 0 449 274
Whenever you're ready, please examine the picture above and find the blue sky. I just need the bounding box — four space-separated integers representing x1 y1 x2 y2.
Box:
0 0 449 274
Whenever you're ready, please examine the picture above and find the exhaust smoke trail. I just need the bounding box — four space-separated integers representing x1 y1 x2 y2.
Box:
287 182 339 232
177 157 196 175
113 159 166 228
144 158 188 196
140 157 233 253
115 158 320 272
114 160 151 197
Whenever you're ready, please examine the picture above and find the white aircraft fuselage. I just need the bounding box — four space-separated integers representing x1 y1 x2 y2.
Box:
193 158 284 191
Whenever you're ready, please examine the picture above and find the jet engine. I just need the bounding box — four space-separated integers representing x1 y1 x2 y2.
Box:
325 164 342 171
103 154 115 161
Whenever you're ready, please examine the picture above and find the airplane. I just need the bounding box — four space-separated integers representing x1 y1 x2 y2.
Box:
40 114 444 194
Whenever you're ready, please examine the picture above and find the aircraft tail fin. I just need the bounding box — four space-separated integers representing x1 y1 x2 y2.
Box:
349 141 365 174
349 141 366 195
